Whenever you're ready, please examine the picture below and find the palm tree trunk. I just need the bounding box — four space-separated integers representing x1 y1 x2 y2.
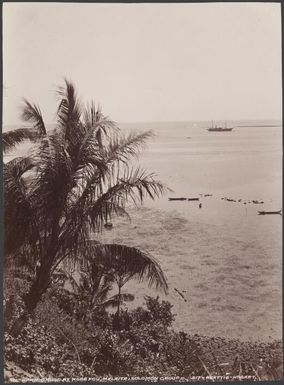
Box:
116 285 121 331
10 224 60 336
10 264 52 336
9 310 31 337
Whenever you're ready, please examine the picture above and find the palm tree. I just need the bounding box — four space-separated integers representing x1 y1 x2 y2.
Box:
3 80 168 332
91 244 167 328
65 244 168 329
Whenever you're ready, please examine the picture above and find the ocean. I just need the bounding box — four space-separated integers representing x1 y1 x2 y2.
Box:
102 120 283 341
3 120 283 341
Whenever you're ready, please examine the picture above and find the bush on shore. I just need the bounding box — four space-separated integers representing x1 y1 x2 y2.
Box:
4 271 283 381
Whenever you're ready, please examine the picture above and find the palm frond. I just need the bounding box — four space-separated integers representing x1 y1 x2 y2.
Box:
2 128 37 153
83 102 118 137
73 131 158 209
21 99 47 135
102 293 135 309
119 167 168 204
72 128 151 198
4 156 34 179
93 277 113 304
73 130 107 177
4 157 36 256
68 166 166 237
106 130 154 164
29 132 74 238
88 167 166 219
92 243 168 293
56 79 82 150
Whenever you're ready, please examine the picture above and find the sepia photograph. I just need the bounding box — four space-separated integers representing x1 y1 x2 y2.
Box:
2 2 282 383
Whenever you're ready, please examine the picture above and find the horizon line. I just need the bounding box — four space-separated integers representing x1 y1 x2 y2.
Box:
3 117 282 128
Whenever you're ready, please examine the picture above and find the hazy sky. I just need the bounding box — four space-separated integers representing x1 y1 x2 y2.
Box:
3 2 282 124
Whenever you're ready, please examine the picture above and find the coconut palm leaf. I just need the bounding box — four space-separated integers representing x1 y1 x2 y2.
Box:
73 130 154 198
106 131 154 164
29 133 73 222
92 277 113 305
4 156 34 179
102 293 135 309
21 99 47 135
83 102 117 136
57 257 114 309
2 128 38 153
91 243 168 293
59 167 165 250
3 157 37 257
56 79 82 153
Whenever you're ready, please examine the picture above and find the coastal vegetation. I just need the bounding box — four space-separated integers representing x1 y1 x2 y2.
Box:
3 81 283 382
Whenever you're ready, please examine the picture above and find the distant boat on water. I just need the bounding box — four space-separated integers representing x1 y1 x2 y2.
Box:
258 210 282 215
207 120 233 132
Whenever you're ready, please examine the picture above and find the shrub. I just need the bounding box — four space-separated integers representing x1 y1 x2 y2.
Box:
4 274 283 381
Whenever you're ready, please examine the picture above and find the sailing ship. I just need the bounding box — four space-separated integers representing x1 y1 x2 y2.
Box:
207 120 233 132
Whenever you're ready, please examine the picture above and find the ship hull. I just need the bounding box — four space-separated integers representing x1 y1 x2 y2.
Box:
207 128 233 132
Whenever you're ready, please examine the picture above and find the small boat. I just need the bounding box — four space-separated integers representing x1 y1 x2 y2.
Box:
207 120 233 132
168 197 187 201
258 210 282 215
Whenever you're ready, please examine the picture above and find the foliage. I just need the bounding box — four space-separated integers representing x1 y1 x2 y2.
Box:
90 244 168 293
4 273 283 380
76 246 168 328
2 127 42 153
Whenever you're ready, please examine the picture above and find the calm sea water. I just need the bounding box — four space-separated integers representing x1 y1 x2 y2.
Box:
122 120 282 222
116 120 283 340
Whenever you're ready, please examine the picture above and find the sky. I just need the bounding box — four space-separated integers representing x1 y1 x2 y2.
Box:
2 2 282 125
